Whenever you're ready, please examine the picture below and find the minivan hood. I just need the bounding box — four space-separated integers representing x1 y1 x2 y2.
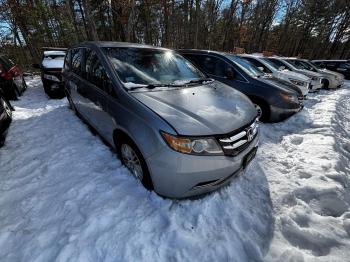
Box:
131 82 257 136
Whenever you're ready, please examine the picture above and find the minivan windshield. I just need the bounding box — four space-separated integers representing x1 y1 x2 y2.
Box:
103 47 205 89
226 55 264 78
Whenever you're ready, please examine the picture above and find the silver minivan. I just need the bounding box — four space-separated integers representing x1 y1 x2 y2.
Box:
62 42 259 198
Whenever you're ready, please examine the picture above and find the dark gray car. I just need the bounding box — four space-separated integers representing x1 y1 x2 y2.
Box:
178 50 304 122
62 42 259 198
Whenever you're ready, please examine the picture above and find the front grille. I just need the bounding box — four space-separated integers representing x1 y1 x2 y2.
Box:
297 95 305 104
217 119 259 156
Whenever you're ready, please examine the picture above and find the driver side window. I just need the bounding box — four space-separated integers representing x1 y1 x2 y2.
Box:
245 58 272 73
85 49 114 96
187 54 243 81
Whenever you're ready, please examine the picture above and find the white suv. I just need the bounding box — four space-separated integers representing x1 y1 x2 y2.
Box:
290 59 344 89
265 57 323 92
240 54 310 96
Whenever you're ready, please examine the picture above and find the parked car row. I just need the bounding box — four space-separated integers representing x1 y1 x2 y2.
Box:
59 42 346 198
1 43 346 198
312 59 350 80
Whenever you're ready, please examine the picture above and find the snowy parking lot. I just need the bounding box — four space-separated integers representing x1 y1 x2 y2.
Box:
0 77 349 262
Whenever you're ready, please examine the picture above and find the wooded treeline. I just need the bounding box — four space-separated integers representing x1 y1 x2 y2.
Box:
0 0 349 65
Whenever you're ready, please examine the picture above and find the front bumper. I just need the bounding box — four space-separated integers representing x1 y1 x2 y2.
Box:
329 78 344 89
42 78 64 92
270 103 302 122
309 80 323 92
146 135 259 198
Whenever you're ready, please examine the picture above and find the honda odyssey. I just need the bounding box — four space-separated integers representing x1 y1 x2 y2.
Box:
62 42 259 198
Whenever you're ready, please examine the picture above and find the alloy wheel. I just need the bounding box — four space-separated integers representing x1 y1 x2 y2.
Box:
121 144 144 181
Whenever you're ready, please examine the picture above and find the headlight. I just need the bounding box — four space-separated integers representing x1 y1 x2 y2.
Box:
280 92 299 103
43 74 60 82
289 78 306 86
304 74 319 82
161 132 223 155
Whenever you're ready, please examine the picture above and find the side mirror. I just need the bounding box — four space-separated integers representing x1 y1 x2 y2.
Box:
225 68 235 80
279 66 285 70
257 66 264 72
32 63 41 69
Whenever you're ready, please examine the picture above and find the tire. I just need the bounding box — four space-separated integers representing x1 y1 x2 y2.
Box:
252 99 270 122
1 96 12 119
43 83 52 99
67 93 77 113
22 78 27 91
14 84 21 98
323 79 330 89
116 136 154 190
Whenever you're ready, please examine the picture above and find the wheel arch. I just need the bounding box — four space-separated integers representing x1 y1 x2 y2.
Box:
247 95 271 121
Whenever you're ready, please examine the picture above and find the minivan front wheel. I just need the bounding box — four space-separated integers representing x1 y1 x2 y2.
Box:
121 144 144 181
117 138 154 190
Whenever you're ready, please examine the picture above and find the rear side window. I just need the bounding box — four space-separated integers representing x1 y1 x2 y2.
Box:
85 49 114 95
71 49 82 76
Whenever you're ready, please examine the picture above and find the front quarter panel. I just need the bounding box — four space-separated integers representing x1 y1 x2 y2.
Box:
108 91 175 160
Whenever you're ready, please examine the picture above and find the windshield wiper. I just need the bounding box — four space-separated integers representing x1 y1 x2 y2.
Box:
128 83 179 91
184 78 213 85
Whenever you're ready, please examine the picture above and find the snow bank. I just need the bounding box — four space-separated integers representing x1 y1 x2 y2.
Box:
0 77 273 261
260 82 350 261
0 77 349 261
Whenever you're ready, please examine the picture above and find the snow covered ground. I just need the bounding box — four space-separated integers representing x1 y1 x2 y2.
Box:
0 77 349 262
